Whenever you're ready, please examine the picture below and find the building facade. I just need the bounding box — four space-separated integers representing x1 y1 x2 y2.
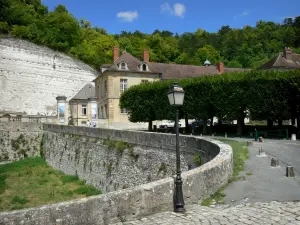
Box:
94 48 161 123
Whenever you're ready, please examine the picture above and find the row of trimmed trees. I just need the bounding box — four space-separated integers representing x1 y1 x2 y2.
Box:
120 70 300 135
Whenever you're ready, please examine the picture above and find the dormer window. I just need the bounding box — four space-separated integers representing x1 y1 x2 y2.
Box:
121 62 126 70
118 62 128 71
139 63 148 72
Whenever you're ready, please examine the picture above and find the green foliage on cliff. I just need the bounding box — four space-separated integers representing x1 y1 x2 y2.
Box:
0 157 101 212
1 0 300 69
120 69 300 135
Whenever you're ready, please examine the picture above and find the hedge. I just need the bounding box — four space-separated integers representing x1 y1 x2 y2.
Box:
120 69 300 135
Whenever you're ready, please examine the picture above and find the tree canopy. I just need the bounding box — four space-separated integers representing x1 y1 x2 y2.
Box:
120 70 300 135
1 0 300 69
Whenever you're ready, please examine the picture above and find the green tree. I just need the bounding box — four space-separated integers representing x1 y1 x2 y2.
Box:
193 45 221 65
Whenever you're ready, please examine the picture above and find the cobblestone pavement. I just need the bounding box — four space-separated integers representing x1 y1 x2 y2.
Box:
112 201 300 225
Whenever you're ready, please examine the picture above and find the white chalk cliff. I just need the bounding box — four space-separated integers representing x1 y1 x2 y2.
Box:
0 38 98 116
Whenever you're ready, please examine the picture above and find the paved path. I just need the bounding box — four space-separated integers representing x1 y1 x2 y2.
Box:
112 138 300 225
254 140 300 173
223 142 300 206
111 201 300 225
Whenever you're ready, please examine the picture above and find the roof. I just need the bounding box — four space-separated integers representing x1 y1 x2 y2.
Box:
70 83 95 100
259 51 300 70
224 67 252 73
149 63 221 79
98 51 250 79
109 52 150 72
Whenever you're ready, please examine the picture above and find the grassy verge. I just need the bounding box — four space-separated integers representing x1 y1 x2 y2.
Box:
0 157 101 212
201 139 248 206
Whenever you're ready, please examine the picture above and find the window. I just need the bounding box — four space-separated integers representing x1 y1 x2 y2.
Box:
104 80 107 95
141 80 149 83
101 106 104 118
82 104 87 116
142 64 147 71
121 108 127 114
121 62 126 70
120 79 127 93
104 104 108 118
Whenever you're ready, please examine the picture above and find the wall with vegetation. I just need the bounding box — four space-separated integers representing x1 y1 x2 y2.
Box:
0 124 232 225
43 130 189 193
0 122 42 161
42 124 221 192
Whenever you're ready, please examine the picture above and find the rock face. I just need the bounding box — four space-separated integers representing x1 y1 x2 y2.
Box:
0 38 98 115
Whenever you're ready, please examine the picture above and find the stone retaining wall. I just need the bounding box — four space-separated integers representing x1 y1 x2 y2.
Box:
43 131 189 193
0 124 233 225
0 122 42 161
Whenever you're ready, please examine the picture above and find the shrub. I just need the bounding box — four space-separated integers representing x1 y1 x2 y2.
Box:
116 141 127 153
0 22 9 33
193 153 201 166
11 25 32 39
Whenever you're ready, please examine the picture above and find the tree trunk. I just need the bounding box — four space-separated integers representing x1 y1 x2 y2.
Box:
148 120 153 131
203 119 208 135
237 117 245 137
185 116 189 134
210 117 213 127
210 117 214 134
278 119 283 127
291 117 295 126
267 119 273 128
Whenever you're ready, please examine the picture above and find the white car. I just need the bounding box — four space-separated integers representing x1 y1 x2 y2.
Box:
159 121 182 129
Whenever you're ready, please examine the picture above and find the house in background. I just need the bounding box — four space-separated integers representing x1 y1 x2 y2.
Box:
259 47 300 70
94 47 249 127
94 48 162 125
68 83 97 126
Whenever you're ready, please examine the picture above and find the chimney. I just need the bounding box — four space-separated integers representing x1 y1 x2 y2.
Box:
217 62 224 74
113 46 119 62
143 49 149 63
283 47 293 61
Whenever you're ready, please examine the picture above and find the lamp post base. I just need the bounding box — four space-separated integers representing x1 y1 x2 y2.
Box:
174 177 186 213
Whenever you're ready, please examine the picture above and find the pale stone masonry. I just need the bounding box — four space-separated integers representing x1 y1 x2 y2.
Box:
0 38 98 116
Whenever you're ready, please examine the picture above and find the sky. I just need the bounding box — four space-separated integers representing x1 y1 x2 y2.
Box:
42 0 300 34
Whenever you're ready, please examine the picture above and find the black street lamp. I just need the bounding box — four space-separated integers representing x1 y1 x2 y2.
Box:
167 82 186 213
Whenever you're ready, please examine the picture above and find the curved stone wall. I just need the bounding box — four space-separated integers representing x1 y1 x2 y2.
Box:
0 125 233 225
0 38 98 115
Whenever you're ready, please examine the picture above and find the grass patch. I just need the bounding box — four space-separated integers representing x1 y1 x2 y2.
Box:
74 186 102 196
0 157 102 212
201 139 248 206
61 175 79 184
246 172 253 176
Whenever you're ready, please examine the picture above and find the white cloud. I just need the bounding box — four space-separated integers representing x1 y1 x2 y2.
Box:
116 11 138 22
174 3 186 18
234 10 251 20
160 2 186 18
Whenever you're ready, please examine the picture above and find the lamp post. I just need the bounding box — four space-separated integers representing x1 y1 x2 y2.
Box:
167 82 186 213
